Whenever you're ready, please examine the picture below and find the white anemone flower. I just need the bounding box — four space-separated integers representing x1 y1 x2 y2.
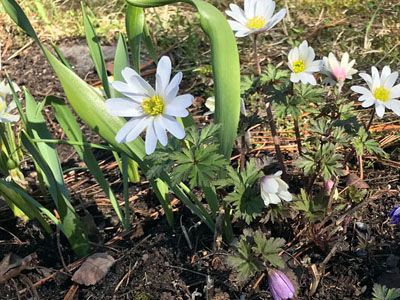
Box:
322 52 357 85
0 97 19 123
288 41 322 85
351 66 400 118
225 0 286 37
260 171 292 207
106 56 193 155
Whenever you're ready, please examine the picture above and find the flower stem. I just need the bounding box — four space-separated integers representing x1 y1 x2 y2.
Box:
293 118 302 155
253 34 286 175
253 34 262 76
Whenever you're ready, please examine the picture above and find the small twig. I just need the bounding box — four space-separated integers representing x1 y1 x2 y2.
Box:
252 34 261 76
56 225 70 274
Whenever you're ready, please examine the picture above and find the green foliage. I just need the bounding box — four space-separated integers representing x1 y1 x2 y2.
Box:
293 189 327 221
224 159 264 224
352 127 386 157
296 142 343 181
228 229 285 281
372 284 400 300
146 124 227 189
252 231 285 268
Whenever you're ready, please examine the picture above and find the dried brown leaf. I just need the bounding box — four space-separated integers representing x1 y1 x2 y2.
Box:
346 173 369 189
0 253 37 283
72 253 115 286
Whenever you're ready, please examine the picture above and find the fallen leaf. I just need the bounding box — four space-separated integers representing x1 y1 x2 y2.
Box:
0 253 37 283
346 173 369 189
72 253 115 286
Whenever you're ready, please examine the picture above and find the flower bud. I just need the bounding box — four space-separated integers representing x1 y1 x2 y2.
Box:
268 269 295 300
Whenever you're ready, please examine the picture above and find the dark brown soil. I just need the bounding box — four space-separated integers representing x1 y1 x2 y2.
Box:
0 38 400 300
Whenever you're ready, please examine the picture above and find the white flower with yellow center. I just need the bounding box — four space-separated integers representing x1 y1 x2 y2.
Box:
225 0 286 37
288 41 322 85
351 66 400 118
106 56 193 155
260 171 292 207
322 52 357 85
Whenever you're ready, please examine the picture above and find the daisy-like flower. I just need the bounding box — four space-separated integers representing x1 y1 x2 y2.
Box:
225 0 286 38
322 52 357 85
351 66 400 118
106 56 193 155
288 41 322 85
0 97 19 123
260 171 292 207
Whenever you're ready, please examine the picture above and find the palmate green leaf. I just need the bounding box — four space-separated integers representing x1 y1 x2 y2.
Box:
126 0 241 158
81 3 111 98
373 283 400 300
227 239 261 281
224 160 264 224
253 231 285 268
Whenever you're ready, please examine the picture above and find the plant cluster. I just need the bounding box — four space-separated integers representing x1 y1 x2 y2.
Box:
1 0 399 298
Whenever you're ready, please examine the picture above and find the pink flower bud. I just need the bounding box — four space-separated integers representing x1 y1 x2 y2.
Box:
268 269 295 300
324 179 334 192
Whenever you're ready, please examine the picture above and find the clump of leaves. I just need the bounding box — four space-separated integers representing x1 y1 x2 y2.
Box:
227 229 285 281
292 189 327 221
224 159 264 224
372 283 400 300
145 124 227 188
352 127 387 158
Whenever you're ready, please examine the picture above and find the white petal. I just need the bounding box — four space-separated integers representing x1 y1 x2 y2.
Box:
6 101 17 113
164 72 182 98
371 66 380 87
264 8 286 31
145 123 158 155
267 193 281 205
261 176 279 194
244 0 257 18
228 20 248 31
156 56 172 94
235 30 251 38
263 0 275 20
299 72 317 85
121 67 154 96
125 117 150 142
167 94 193 107
390 84 400 99
153 117 168 146
226 4 247 24
278 190 292 202
359 73 373 89
375 103 385 118
105 98 143 117
361 97 375 107
381 66 392 84
351 85 372 96
290 73 300 83
385 100 400 115
305 60 322 73
384 72 398 89
161 116 185 139
111 81 147 102
0 114 19 123
115 118 141 143
164 107 189 117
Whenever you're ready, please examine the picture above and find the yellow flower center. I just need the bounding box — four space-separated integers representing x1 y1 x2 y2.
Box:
246 16 266 30
141 95 165 116
292 60 306 74
373 86 390 102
